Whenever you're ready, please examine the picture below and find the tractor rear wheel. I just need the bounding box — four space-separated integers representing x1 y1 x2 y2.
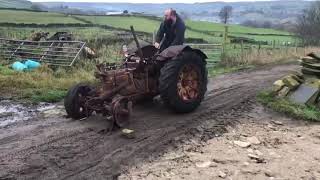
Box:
64 83 93 119
159 51 207 113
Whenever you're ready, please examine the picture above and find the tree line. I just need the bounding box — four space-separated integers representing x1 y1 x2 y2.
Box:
295 1 320 45
218 1 320 46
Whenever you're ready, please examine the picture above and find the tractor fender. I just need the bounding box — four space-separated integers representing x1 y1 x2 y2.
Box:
156 45 208 61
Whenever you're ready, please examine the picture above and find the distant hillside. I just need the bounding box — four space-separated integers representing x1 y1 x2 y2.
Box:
39 0 312 24
0 9 295 44
0 0 32 9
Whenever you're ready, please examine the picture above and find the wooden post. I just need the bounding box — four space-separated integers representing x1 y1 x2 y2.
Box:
225 26 229 43
273 40 275 50
152 30 156 44
222 25 228 54
241 40 244 62
301 39 306 55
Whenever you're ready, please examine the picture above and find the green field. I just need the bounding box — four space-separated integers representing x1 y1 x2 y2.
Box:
78 15 291 35
186 20 291 35
0 9 297 44
0 26 115 40
0 10 84 24
77 15 160 33
77 15 295 43
0 9 299 66
0 9 303 102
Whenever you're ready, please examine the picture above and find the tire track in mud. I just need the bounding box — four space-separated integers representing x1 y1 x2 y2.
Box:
0 128 95 161
0 84 254 180
0 65 298 180
0 128 109 180
61 85 257 179
69 66 292 178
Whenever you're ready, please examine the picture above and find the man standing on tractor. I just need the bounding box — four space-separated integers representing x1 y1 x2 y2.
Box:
154 8 186 51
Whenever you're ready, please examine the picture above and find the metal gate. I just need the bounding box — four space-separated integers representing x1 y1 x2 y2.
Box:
0 38 86 66
186 43 222 67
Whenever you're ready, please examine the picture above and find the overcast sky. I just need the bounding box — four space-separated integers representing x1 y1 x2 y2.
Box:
30 0 276 3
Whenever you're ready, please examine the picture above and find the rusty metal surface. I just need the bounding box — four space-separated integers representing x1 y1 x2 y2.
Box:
66 44 208 130
79 60 154 129
178 64 200 101
157 45 190 61
156 45 208 62
64 29 208 130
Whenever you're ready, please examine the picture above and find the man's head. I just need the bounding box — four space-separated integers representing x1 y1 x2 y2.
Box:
164 8 177 25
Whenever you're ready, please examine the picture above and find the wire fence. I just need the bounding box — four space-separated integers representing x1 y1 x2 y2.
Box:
154 26 302 68
187 41 305 68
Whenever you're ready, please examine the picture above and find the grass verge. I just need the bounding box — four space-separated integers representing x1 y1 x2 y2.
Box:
0 62 251 102
257 91 320 122
0 64 95 103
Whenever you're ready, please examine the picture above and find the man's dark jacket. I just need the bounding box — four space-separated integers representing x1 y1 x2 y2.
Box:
156 16 186 51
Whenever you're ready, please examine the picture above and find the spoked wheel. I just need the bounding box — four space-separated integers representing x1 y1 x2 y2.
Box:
64 83 93 120
177 64 200 102
112 97 132 128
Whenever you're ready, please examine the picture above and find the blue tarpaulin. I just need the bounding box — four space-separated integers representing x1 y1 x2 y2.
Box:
11 59 41 72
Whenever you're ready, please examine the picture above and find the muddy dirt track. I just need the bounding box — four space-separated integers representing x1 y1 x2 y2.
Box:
0 64 308 180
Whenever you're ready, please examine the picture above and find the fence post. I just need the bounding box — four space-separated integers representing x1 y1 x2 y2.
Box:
222 25 229 54
241 40 244 62
152 30 156 44
224 25 229 43
273 40 275 50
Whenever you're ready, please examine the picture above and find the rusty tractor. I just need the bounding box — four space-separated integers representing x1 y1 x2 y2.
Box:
64 26 208 130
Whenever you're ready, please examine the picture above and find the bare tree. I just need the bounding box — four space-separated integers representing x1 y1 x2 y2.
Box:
219 6 233 24
296 1 320 45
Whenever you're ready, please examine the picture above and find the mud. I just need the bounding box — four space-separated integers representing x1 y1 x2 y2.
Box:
0 64 313 180
0 101 58 128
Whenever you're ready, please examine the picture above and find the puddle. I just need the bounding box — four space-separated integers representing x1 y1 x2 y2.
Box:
0 100 59 128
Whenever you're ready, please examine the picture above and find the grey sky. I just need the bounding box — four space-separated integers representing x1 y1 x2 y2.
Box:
30 0 275 3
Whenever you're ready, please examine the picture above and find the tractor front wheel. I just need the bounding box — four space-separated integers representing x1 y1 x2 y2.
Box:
64 83 93 119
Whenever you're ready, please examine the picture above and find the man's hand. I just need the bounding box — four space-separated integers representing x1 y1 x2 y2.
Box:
154 42 160 49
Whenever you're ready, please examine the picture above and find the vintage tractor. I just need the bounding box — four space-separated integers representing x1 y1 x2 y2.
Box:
64 26 208 130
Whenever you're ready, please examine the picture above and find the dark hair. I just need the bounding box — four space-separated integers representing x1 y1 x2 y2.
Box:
170 9 177 16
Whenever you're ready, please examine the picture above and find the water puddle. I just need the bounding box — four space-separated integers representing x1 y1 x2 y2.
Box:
0 100 59 128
